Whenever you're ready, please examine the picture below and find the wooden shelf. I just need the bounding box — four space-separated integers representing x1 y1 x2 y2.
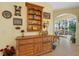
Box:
28 19 41 21
26 2 43 32
28 14 41 16
28 24 42 26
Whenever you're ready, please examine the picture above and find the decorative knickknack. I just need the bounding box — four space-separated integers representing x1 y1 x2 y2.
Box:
2 10 12 19
39 21 49 35
43 21 49 31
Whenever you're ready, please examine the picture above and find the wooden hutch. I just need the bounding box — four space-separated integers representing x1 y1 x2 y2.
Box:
16 3 53 56
26 2 43 32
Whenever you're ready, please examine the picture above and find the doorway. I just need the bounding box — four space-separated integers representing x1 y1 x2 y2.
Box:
54 13 77 44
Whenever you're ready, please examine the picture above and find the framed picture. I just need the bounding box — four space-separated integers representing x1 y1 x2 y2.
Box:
13 18 22 25
43 12 51 19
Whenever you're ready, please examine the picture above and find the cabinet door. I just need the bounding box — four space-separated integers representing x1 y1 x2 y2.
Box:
42 36 52 53
34 43 42 55
43 42 52 53
19 44 34 56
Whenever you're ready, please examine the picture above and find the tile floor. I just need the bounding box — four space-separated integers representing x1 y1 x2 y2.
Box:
42 35 79 56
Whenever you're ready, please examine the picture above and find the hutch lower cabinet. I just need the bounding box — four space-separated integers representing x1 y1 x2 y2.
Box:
16 35 53 56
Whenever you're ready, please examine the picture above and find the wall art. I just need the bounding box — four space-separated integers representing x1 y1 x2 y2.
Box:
2 10 12 19
13 18 22 25
43 12 51 19
14 5 21 16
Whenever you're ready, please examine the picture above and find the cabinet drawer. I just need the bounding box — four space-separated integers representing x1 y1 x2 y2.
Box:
19 52 33 56
19 44 34 52
43 43 51 46
19 49 34 56
19 39 33 45
43 37 48 42
34 38 42 43
43 37 52 42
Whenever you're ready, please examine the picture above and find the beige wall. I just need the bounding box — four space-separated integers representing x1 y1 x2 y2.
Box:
0 2 53 55
54 8 79 45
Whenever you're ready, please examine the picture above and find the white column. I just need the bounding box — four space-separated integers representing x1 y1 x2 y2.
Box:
76 18 79 45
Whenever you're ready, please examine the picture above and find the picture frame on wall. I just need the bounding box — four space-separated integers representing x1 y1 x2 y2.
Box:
13 18 22 25
43 12 51 19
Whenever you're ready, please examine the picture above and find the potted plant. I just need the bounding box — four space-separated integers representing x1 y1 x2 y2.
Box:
71 33 76 43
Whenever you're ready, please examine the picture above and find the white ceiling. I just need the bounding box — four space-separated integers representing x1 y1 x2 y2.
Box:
49 2 79 10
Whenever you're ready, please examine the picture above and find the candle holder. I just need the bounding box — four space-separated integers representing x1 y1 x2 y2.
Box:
21 30 25 37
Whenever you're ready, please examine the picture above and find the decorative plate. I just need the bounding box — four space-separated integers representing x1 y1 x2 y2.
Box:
2 10 12 19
